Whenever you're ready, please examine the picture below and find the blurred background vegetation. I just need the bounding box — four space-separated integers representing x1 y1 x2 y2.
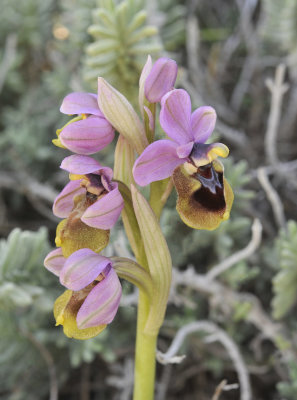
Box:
1 0 297 399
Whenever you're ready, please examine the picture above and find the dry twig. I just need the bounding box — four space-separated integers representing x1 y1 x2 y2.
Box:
257 167 286 229
172 267 293 361
206 219 262 280
211 380 239 400
265 64 289 165
157 321 251 400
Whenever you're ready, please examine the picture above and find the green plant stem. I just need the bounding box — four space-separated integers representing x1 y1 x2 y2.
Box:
149 178 173 220
133 290 158 400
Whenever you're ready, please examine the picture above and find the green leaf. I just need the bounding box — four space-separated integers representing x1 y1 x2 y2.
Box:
131 185 172 334
111 256 153 298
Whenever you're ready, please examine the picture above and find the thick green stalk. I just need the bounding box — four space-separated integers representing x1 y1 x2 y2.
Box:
133 290 158 400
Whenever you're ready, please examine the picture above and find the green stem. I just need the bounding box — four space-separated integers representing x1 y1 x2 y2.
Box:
133 290 158 400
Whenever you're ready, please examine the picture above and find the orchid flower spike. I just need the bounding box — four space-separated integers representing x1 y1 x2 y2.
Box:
53 155 124 257
44 248 122 339
54 92 115 154
133 89 234 230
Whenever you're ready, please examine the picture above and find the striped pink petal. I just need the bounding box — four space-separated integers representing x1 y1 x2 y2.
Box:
60 155 113 179
59 248 111 291
77 267 122 328
133 140 184 186
60 116 114 155
144 57 177 103
60 92 103 116
81 186 124 230
53 180 85 218
160 89 193 145
191 106 217 143
44 248 65 276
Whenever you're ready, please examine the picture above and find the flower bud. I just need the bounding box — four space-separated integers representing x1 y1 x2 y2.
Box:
97 78 148 154
144 57 177 103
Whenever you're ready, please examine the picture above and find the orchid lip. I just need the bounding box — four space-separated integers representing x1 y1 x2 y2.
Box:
195 163 223 195
194 163 226 212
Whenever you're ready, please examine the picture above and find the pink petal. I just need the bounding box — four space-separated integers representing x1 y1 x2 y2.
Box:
60 117 115 155
60 155 113 179
133 140 184 186
53 180 85 218
144 57 178 103
81 186 124 230
77 268 122 328
160 89 193 144
176 141 194 158
60 92 103 116
60 248 111 291
191 106 217 143
44 248 65 276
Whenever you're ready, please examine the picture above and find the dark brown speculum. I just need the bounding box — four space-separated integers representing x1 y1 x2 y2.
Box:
193 163 226 212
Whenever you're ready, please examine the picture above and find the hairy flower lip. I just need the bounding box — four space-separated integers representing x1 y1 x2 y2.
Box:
173 164 234 230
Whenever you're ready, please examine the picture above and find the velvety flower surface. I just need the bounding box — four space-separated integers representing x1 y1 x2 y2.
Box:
56 92 115 155
44 248 122 339
133 88 233 230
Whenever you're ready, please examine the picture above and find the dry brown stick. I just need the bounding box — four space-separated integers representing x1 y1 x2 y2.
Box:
212 380 228 400
211 380 239 400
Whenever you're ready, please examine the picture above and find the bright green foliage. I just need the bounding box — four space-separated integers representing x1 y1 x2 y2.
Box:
272 221 297 319
84 0 162 101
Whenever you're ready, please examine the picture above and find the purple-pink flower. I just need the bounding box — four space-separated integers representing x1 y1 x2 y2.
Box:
143 57 178 103
44 248 122 332
58 92 115 155
133 89 228 186
53 155 124 230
